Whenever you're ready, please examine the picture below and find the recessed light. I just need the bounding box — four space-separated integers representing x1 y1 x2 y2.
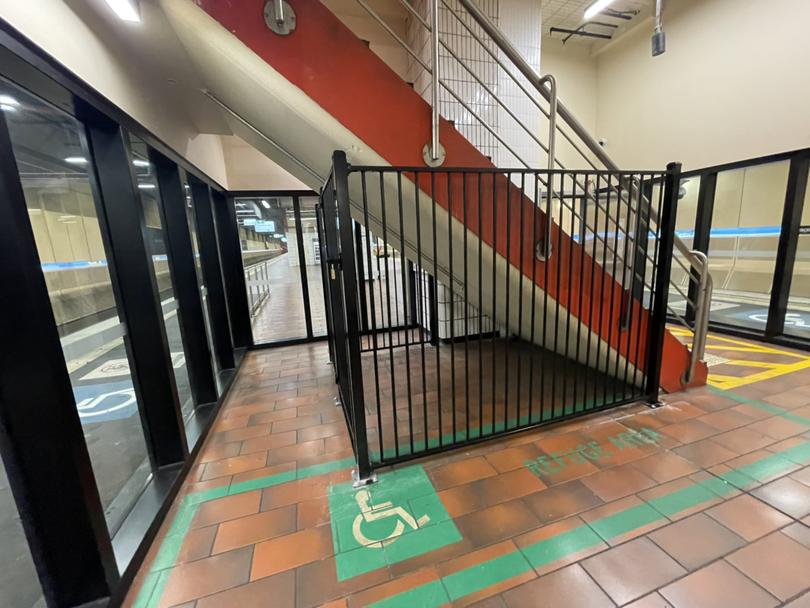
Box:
65 157 88 165
261 199 271 209
138 183 156 190
0 95 19 106
133 159 150 168
0 104 17 113
104 0 141 22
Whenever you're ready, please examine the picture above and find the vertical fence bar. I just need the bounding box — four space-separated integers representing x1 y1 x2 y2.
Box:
293 196 315 339
332 152 374 480
354 220 369 333
645 163 681 404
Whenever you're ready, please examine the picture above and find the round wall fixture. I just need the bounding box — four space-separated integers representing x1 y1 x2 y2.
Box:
264 0 296 36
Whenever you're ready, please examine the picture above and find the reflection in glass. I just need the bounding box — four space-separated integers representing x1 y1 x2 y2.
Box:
128 136 194 423
235 196 316 343
786 175 810 339
667 177 701 317
707 161 789 331
2 80 150 536
184 174 222 393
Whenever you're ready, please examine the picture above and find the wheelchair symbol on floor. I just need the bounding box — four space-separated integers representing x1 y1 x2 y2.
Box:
351 489 429 549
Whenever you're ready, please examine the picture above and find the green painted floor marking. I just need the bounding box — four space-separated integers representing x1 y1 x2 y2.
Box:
328 465 462 580
133 455 356 608
134 385 810 608
368 389 810 608
708 386 810 427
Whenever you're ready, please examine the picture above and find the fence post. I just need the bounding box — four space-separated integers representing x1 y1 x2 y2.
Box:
332 151 375 483
645 162 681 405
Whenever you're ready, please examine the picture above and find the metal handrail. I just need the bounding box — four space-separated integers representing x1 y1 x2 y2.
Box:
334 0 708 382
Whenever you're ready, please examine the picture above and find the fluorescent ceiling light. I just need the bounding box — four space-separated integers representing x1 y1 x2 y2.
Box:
0 104 17 112
0 95 19 106
65 156 88 165
261 200 271 209
133 159 150 168
584 0 617 20
104 0 141 22
138 183 156 189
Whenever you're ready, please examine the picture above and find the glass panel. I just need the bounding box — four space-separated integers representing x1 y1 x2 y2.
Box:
299 196 327 337
185 175 222 393
785 172 810 339
128 136 194 423
707 161 789 330
668 176 701 317
2 80 150 535
0 454 43 608
236 196 309 343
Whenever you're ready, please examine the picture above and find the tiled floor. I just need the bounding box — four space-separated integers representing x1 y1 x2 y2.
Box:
125 334 810 608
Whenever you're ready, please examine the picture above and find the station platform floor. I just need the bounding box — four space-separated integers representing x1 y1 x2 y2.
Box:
124 333 810 608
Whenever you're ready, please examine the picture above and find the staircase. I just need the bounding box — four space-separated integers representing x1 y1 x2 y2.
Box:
161 0 710 396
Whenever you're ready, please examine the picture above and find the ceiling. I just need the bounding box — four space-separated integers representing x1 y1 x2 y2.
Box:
542 0 652 47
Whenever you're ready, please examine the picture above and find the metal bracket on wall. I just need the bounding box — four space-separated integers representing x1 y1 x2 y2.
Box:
264 0 297 36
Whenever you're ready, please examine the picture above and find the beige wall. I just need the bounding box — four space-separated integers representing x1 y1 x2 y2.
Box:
221 136 309 191
594 0 810 170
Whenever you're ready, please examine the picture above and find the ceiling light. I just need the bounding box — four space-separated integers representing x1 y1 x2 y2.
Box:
104 0 141 22
261 200 271 209
584 0 617 20
0 104 17 113
0 95 19 106
65 156 88 165
138 183 156 189
133 159 150 168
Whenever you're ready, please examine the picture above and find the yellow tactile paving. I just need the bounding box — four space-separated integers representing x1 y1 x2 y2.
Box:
669 327 810 391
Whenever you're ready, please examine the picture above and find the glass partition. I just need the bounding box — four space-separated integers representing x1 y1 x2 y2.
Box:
785 174 810 339
129 136 194 422
236 195 312 343
707 161 789 331
2 80 150 534
668 176 701 316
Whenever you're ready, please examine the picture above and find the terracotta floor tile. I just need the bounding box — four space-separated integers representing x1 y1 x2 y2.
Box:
660 560 778 608
197 441 243 463
637 473 725 521
660 419 719 444
456 499 540 548
251 526 333 580
580 463 657 502
624 592 675 607
789 466 810 487
201 452 269 481
581 537 686 605
672 438 737 468
215 424 273 444
580 496 667 546
175 525 217 564
159 547 253 607
782 522 810 549
229 461 297 486
265 439 325 466
294 554 391 608
437 541 536 606
631 452 698 484
713 428 775 457
752 477 810 519
212 505 297 554
192 491 262 528
523 479 603 525
727 532 810 601
260 476 330 511
647 402 707 425
785 592 810 608
249 407 298 424
271 414 323 434
484 444 544 474
723 449 801 484
514 516 607 576
706 494 793 541
698 408 756 432
195 570 295 608
749 416 810 440
297 496 331 529
503 564 613 608
467 596 508 608
239 430 298 454
474 467 547 506
438 483 488 518
429 456 499 490
648 512 746 570
348 568 444 608
298 422 346 442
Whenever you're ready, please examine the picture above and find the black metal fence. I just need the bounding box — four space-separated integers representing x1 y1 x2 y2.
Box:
319 151 679 478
